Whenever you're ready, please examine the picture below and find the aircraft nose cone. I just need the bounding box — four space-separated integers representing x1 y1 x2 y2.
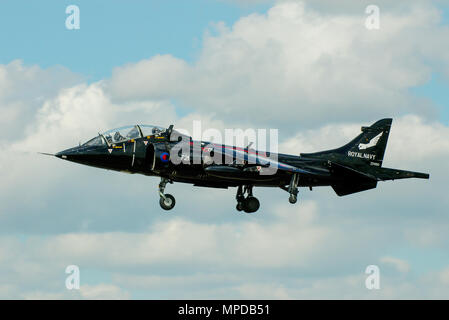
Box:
55 146 81 160
55 145 106 168
55 151 66 159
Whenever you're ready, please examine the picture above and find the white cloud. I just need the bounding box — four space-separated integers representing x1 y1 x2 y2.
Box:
109 55 189 102
279 115 449 162
380 256 410 273
79 284 130 300
0 60 83 140
21 201 335 270
229 0 448 15
21 284 130 300
108 1 449 128
12 83 177 152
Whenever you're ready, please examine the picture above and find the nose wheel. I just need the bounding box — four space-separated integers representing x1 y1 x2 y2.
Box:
236 185 260 213
159 178 176 211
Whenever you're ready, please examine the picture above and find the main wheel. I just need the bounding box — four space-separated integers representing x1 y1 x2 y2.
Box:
243 196 260 213
236 202 244 212
160 194 176 210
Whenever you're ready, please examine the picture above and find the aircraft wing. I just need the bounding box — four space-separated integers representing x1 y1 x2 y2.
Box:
328 161 379 181
207 144 317 175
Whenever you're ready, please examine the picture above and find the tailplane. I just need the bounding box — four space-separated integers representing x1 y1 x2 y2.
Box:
301 118 429 197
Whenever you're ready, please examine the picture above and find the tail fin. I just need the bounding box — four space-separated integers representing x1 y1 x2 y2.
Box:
301 118 392 167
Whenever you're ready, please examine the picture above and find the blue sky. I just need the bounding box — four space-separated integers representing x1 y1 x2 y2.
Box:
411 74 449 124
411 3 449 124
0 0 271 80
1 0 449 299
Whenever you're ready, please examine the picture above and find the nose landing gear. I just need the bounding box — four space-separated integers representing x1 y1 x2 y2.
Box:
236 185 260 213
159 178 176 210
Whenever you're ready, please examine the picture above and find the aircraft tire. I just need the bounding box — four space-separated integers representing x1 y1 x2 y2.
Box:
236 202 244 212
244 196 260 213
289 194 297 204
160 194 176 210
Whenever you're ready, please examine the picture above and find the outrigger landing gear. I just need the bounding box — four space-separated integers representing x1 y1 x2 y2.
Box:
236 185 260 213
283 173 299 204
159 178 176 211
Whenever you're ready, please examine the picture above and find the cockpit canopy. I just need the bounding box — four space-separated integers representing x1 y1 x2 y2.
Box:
82 125 167 146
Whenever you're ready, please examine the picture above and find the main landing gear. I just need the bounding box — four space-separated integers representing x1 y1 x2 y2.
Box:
236 185 260 213
159 178 176 211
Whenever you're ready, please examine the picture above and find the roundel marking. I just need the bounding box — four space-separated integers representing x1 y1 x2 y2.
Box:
160 152 170 162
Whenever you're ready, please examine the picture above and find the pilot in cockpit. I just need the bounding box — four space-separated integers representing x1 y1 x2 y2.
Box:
114 131 125 142
105 135 112 144
152 127 162 135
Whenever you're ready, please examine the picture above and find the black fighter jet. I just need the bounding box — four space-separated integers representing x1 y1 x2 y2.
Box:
47 119 429 213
